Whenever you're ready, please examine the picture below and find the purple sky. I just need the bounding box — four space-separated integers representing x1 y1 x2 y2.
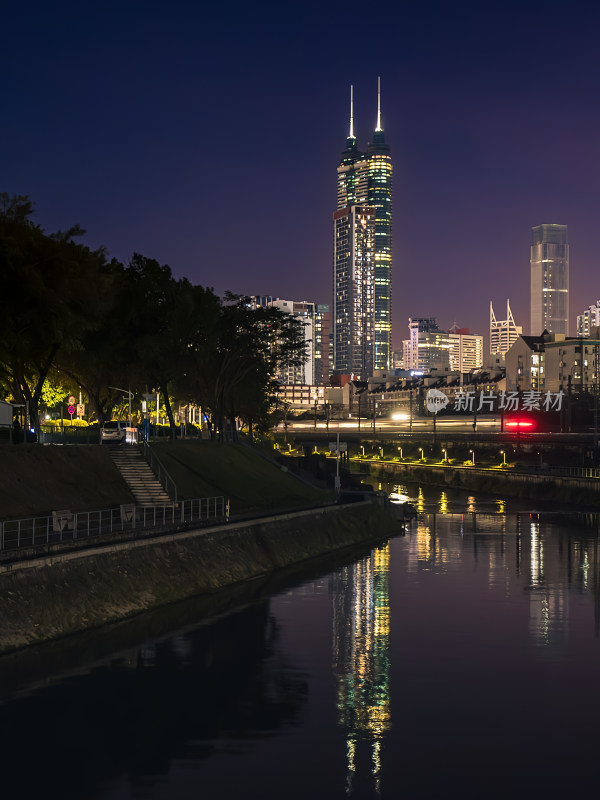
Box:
4 0 600 350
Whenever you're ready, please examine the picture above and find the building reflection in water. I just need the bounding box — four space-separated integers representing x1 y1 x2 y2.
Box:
411 510 600 646
330 544 391 795
526 519 569 648
438 491 448 514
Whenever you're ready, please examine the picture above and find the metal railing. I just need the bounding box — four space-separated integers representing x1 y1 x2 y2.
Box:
142 441 178 502
525 465 600 479
0 496 228 554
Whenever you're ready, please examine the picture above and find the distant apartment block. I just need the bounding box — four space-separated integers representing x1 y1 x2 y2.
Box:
448 325 483 372
576 300 600 337
506 331 600 393
250 296 330 385
406 318 451 373
490 300 522 355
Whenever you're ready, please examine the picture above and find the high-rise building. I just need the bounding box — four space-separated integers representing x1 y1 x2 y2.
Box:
448 325 483 372
490 299 522 355
406 317 451 373
530 224 569 335
333 80 392 379
576 300 600 337
249 296 330 385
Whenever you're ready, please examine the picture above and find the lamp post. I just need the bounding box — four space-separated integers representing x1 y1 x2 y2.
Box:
109 386 133 440
501 450 506 466
419 447 424 461
398 446 403 459
469 449 475 466
358 391 362 433
442 448 447 463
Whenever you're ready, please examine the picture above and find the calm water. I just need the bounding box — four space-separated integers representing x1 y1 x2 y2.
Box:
2 485 600 799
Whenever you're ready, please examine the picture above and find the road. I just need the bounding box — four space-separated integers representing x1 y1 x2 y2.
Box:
278 415 500 434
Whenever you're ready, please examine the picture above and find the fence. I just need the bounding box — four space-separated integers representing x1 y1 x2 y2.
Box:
142 441 178 501
0 497 228 554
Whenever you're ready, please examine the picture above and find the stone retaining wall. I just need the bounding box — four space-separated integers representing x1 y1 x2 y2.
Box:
371 462 600 504
0 499 396 654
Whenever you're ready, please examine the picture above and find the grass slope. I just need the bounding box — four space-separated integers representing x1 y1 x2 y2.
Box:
151 441 330 513
0 446 134 520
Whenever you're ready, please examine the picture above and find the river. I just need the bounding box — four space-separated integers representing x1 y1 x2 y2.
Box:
1 484 600 799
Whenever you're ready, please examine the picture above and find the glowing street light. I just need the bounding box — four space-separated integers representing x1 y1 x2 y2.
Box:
469 449 475 466
442 448 448 463
398 446 403 459
500 449 506 466
419 447 424 461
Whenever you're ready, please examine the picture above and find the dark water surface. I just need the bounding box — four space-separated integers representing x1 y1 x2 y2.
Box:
2 485 600 799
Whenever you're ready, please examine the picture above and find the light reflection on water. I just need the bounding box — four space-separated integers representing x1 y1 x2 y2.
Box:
2 488 600 798
331 544 390 796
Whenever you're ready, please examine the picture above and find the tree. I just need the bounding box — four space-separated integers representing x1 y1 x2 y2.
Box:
120 254 222 433
0 194 110 431
191 295 307 441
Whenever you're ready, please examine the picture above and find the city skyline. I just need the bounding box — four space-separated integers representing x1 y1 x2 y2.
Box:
3 1 600 346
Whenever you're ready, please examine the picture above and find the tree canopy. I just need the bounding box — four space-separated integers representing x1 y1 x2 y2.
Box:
0 194 308 438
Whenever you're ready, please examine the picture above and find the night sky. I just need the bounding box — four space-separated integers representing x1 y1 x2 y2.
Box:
4 0 600 350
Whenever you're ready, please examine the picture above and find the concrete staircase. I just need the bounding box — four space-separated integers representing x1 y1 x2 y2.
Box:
109 446 172 506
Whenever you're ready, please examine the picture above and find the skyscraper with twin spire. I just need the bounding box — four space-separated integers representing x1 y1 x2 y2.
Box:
333 78 392 378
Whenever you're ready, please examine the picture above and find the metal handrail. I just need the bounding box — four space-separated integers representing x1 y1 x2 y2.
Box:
0 496 229 554
142 440 178 502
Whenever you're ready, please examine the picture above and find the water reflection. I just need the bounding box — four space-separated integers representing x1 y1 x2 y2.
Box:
411 512 600 649
0 602 308 798
438 491 448 514
330 544 391 796
4 488 600 798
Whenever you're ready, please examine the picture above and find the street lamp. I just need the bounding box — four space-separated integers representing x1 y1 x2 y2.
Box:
442 448 448 463
398 446 403 459
500 449 506 466
361 445 365 457
109 386 133 437
419 447 424 461
379 446 384 459
469 449 475 466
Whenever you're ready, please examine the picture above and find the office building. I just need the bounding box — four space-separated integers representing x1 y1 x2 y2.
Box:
530 224 569 335
490 300 522 355
333 79 392 378
576 300 600 337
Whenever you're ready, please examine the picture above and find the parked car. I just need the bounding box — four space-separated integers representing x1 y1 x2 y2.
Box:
101 421 129 442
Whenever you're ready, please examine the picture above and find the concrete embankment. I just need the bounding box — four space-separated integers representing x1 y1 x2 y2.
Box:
369 461 600 504
0 498 396 654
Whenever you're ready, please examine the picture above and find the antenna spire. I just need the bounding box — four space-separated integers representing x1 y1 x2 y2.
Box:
376 76 382 131
349 84 354 139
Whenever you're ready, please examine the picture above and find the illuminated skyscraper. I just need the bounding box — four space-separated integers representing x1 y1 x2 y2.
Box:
333 79 392 378
530 224 569 335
